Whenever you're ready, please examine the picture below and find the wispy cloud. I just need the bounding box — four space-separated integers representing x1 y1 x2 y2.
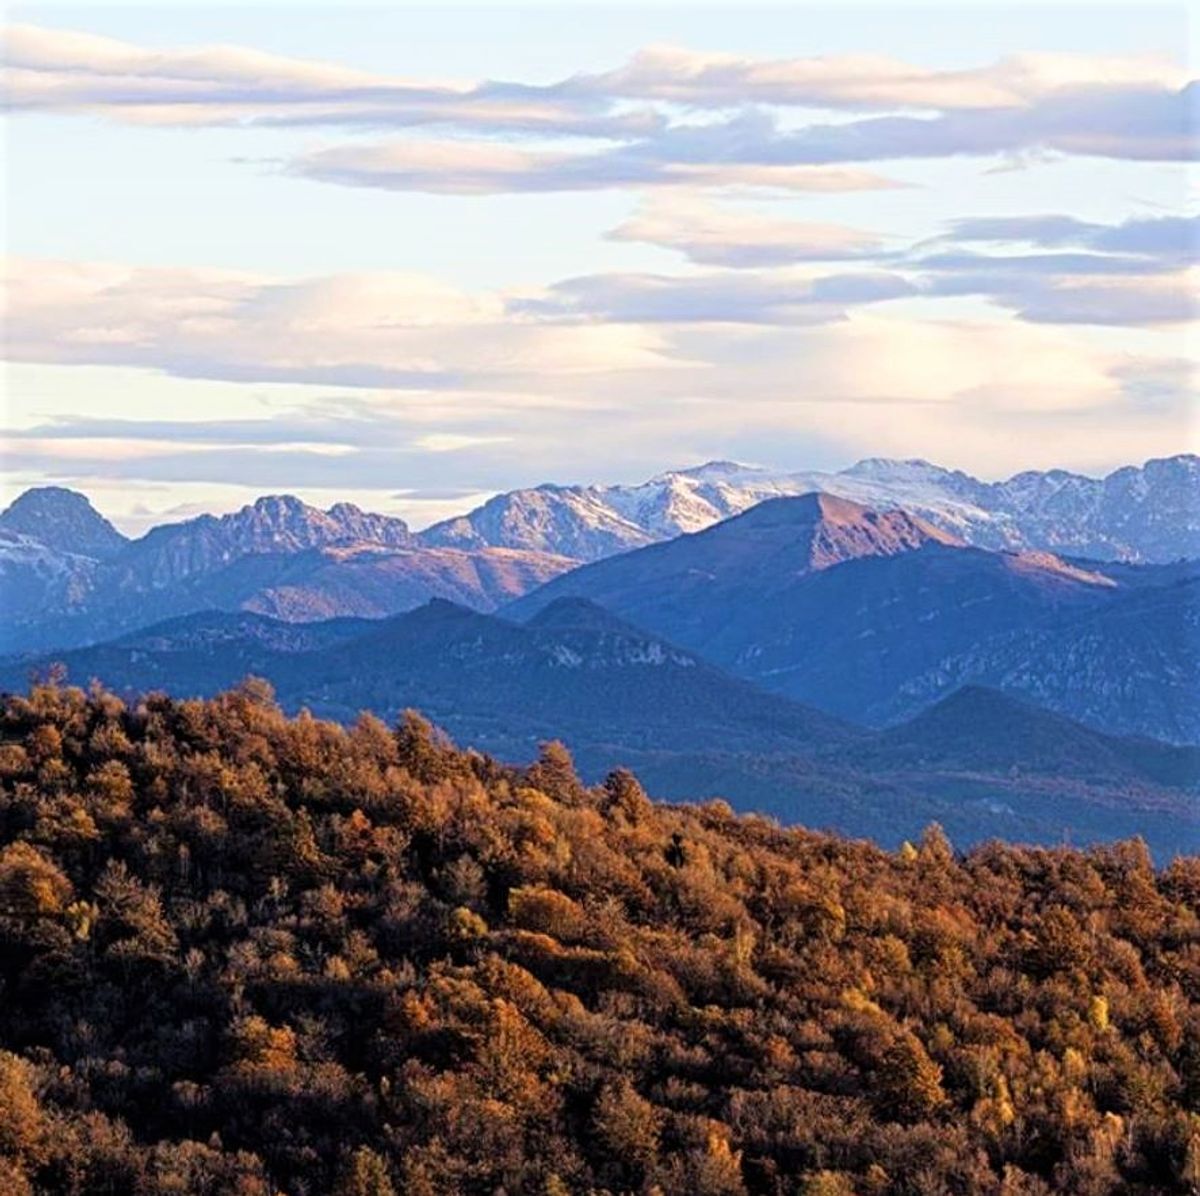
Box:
926 269 1199 325
593 202 1200 327
5 203 1194 411
2 257 683 389
513 269 916 324
2 22 657 137
5 252 1190 412
608 195 887 267
290 135 901 196
287 87 1194 195
5 23 1193 199
938 212 1200 260
572 45 1190 110
6 309 1190 498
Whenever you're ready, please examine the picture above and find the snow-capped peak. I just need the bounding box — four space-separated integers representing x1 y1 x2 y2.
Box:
418 455 1200 564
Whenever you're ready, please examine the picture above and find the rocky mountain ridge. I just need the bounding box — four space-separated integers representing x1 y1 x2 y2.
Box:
424 453 1200 563
0 490 572 652
2 453 1194 660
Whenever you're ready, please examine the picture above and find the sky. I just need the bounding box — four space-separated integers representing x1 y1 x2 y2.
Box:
2 1 1197 533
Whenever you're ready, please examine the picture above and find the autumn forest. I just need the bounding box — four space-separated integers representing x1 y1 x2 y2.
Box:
1 680 1198 1194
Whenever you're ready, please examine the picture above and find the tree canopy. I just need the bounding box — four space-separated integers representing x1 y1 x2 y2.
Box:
1 679 1198 1194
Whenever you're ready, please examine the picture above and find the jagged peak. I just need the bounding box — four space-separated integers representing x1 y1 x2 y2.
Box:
4 485 94 511
246 494 314 516
729 490 854 525
920 684 1043 720
689 492 963 574
2 486 112 525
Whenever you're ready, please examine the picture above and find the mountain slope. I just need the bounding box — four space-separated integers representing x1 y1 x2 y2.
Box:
890 576 1200 744
4 681 1198 1195
3 451 1193 656
0 529 98 614
4 611 1195 853
506 493 1132 723
853 685 1200 789
506 491 963 638
2 598 855 758
113 494 416 589
419 485 656 559
285 597 858 756
0 609 376 696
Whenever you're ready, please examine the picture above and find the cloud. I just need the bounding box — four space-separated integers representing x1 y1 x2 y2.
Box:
4 211 1194 516
940 212 1200 260
288 89 1194 197
291 136 901 196
2 22 656 137
576 45 1190 110
598 199 1198 328
2 253 929 403
509 268 915 324
911 219 1199 325
649 90 1196 165
6 208 1194 433
10 25 1186 131
2 25 1195 510
6 255 1188 416
916 249 1173 277
410 433 511 453
6 24 1193 193
607 195 886 266
6 311 1191 507
953 271 1200 326
2 257 681 389
292 94 1194 199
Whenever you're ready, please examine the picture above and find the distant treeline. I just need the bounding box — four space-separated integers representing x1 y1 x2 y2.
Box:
1 680 1198 1194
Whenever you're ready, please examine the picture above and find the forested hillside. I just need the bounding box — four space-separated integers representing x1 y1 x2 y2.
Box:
2 681 1199 1194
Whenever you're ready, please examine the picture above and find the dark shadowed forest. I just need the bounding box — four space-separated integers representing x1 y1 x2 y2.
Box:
2 680 1199 1194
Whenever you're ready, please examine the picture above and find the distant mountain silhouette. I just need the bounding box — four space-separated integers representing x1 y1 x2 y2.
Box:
4 453 1196 655
506 491 962 637
2 464 1195 759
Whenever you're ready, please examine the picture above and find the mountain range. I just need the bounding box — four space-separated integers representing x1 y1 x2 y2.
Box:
5 598 1195 855
423 453 1200 563
0 454 1195 851
0 489 573 652
2 454 1195 658
506 492 1198 742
